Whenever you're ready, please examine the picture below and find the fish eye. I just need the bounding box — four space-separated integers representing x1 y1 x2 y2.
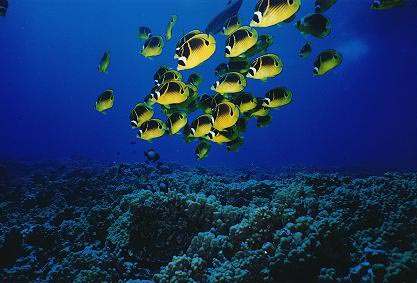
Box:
287 0 294 5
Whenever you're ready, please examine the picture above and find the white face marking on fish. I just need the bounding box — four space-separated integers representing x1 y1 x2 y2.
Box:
208 131 215 139
190 128 196 135
131 120 138 126
254 11 262 22
151 91 161 100
313 67 319 74
225 46 232 53
178 56 187 68
264 98 271 104
210 116 215 124
249 67 257 76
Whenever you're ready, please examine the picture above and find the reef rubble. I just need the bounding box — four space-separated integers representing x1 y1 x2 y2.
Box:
0 160 416 283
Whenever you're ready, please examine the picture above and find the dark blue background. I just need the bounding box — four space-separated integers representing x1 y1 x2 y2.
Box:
1 0 416 170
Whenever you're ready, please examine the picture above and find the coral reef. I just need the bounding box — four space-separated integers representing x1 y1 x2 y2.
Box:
0 160 416 282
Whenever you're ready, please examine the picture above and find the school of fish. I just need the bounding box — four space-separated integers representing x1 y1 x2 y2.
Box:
93 0 406 160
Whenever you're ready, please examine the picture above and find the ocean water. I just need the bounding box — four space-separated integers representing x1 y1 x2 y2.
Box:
1 0 416 170
1 1 417 283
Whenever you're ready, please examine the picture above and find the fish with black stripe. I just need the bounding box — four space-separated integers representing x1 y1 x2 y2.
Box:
225 26 258 57
151 81 190 105
176 33 216 70
137 119 166 141
222 15 242 36
130 103 154 128
250 0 301 28
313 49 343 76
165 112 188 135
262 87 292 108
295 14 331 39
212 101 240 130
211 72 247 94
95 89 114 113
247 54 283 81
141 36 165 58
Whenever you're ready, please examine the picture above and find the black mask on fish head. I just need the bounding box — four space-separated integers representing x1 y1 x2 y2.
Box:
252 12 261 24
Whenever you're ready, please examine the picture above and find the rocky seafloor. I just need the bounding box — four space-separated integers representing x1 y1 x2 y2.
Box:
0 160 416 283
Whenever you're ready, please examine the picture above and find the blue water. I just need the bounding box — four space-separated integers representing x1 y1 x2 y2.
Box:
1 0 416 170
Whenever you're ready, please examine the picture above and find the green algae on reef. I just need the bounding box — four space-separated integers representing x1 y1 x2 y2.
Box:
0 161 416 283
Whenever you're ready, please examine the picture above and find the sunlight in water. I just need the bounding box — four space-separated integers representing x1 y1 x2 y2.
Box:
337 39 369 63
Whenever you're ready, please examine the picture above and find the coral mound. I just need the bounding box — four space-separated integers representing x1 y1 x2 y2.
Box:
0 161 416 283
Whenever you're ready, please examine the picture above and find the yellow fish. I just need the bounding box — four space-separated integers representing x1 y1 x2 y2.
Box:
250 98 270 117
211 72 247 94
152 81 190 105
137 119 166 141
95 89 114 113
295 14 331 39
195 141 211 160
156 70 182 86
225 26 258 57
153 65 170 84
247 54 283 81
262 87 292 108
130 103 154 128
165 112 187 135
141 36 164 58
175 30 204 58
176 33 216 70
212 102 240 130
98 50 110 74
188 114 214 137
222 15 242 36
166 15 177 41
205 127 239 144
250 0 301 28
233 92 257 113
137 26 152 41
313 49 343 76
